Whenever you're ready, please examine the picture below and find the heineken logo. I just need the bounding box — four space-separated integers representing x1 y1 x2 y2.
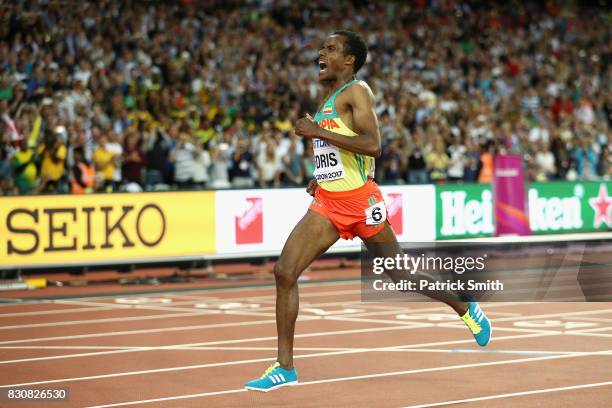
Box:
589 184 612 228
438 182 612 239
439 190 494 236
528 188 583 232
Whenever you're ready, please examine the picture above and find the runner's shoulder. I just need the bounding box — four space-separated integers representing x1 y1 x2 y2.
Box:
344 80 375 103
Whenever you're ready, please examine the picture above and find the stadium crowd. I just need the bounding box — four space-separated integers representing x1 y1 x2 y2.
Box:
0 0 610 195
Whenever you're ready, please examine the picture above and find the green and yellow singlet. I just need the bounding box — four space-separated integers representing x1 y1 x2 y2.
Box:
313 80 375 192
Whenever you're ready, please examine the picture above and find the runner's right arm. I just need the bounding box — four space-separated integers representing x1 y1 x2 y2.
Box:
295 84 381 158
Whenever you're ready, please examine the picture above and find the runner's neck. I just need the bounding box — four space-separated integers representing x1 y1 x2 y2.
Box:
324 75 357 99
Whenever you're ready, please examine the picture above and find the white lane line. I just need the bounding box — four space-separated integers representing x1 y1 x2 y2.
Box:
567 332 612 338
52 300 135 309
51 294 380 314
0 346 141 350
0 306 451 346
252 303 409 313
0 349 154 365
52 300 199 313
0 311 218 330
87 388 248 407
222 310 276 317
235 288 361 301
0 306 118 318
568 316 612 323
488 308 612 322
39 281 357 305
433 323 560 335
0 345 344 351
0 316 556 366
563 326 612 334
326 316 561 334
2 345 606 356
0 331 555 386
403 381 612 407
55 298 221 308
340 302 539 318
0 324 430 365
0 316 308 345
83 350 612 408
322 316 436 326
346 306 612 320
164 294 225 301
448 348 612 356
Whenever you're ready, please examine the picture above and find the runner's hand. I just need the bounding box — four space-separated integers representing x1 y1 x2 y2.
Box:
295 114 320 139
306 179 318 196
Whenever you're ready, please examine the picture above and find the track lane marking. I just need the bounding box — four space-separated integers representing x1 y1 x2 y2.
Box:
0 311 220 330
0 332 556 386
0 324 431 365
83 350 612 408
403 380 612 407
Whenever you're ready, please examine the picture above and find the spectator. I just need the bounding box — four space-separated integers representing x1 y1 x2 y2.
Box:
37 128 66 193
574 138 599 180
257 142 282 188
170 133 197 189
427 138 449 184
106 131 123 190
0 1 609 193
381 138 403 184
193 140 212 189
93 134 116 192
598 145 611 179
282 132 304 186
550 130 571 180
144 129 171 190
12 142 37 194
575 99 595 126
122 130 146 187
463 138 481 183
70 147 95 194
209 144 231 189
0 130 12 194
447 136 466 183
478 143 495 184
231 137 255 188
407 145 428 184
534 141 557 181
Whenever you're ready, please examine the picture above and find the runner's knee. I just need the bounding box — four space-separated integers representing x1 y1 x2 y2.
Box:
274 260 298 288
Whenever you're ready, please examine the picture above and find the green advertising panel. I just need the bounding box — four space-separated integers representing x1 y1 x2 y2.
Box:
436 183 495 239
528 181 612 235
436 181 612 239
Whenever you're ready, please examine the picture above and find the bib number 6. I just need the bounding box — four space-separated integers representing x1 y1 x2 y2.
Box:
365 202 387 226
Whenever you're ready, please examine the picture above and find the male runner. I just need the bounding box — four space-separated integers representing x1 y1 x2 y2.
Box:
245 31 491 392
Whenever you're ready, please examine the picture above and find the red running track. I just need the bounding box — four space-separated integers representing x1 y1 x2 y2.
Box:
1 281 612 407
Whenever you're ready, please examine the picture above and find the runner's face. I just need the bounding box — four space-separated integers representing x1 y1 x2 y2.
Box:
318 35 353 82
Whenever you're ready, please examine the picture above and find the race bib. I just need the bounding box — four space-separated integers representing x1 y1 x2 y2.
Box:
312 138 345 182
365 201 387 225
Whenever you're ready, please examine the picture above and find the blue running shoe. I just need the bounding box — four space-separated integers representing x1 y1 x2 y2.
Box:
245 362 298 392
461 301 492 346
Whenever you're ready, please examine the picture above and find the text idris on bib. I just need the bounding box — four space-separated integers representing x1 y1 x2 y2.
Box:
313 138 345 182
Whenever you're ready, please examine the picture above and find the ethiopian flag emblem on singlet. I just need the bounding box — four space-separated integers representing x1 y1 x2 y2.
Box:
322 103 333 115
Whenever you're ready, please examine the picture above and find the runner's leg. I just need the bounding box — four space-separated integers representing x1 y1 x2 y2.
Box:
275 210 339 369
362 223 468 315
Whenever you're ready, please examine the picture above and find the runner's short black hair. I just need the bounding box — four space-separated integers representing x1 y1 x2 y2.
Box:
333 30 367 74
